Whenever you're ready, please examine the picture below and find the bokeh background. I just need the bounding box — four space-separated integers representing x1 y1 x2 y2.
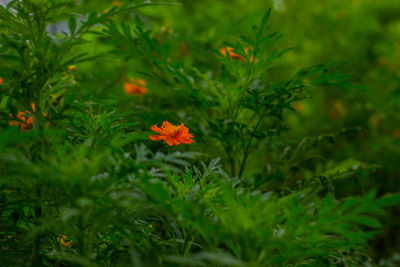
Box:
98 0 399 261
69 0 400 259
63 0 400 261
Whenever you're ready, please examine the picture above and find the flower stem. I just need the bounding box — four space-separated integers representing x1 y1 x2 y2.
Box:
238 107 267 178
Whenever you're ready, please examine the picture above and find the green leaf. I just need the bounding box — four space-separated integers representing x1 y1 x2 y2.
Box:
376 194 400 207
0 96 10 110
261 8 272 26
68 16 76 35
351 216 382 229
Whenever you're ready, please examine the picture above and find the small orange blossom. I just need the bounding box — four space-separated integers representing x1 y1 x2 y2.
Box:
124 78 148 96
58 235 73 248
149 121 194 146
393 129 400 139
103 9 113 23
219 46 255 62
291 101 305 114
103 2 119 23
0 77 3 85
68 65 76 71
330 99 346 121
9 103 48 131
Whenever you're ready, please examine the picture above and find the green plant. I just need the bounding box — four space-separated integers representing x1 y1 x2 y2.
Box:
0 1 399 266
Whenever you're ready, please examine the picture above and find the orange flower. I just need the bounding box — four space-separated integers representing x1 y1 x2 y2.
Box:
124 78 148 96
180 43 190 58
103 1 120 23
291 101 305 114
149 121 194 146
68 65 76 72
58 235 73 248
8 111 33 130
0 77 3 85
330 99 346 121
8 103 48 131
219 46 255 62
393 129 400 139
9 103 35 131
103 9 113 23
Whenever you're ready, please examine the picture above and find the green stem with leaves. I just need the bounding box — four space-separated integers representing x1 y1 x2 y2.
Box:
238 106 268 178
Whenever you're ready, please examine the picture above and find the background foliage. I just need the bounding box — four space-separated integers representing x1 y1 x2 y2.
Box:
0 0 399 266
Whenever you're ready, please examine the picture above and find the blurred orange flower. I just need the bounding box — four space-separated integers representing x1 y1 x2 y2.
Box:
180 43 190 58
393 129 400 139
103 9 112 23
9 103 35 131
0 77 3 85
8 111 34 131
103 1 120 23
291 101 305 114
149 121 194 146
124 78 148 96
330 99 347 120
58 235 73 248
9 103 48 131
68 65 76 71
219 46 254 62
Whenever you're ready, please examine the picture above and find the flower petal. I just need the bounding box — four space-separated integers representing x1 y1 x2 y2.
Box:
162 121 176 136
164 137 174 146
150 125 165 134
149 134 166 141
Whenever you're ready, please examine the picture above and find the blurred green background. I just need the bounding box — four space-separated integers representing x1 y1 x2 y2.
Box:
73 0 400 260
68 0 400 260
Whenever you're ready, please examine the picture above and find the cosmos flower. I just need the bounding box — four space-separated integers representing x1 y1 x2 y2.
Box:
393 129 400 139
9 103 48 131
124 78 148 96
8 103 36 131
219 46 255 62
149 121 194 146
58 235 73 248
68 65 76 71
103 1 120 23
